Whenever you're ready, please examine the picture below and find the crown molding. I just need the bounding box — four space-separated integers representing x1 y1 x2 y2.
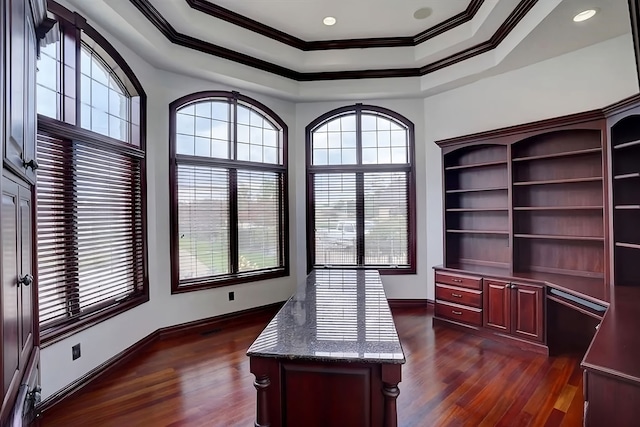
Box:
128 0 538 81
185 0 484 51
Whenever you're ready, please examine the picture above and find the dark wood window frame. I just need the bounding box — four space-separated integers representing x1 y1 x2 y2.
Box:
169 91 290 293
36 1 149 346
306 104 417 275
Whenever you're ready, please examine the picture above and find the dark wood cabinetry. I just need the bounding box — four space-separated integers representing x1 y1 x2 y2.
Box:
608 104 640 287
4 0 39 184
484 280 544 342
2 172 35 401
1 0 46 424
484 279 510 332
434 272 483 328
511 282 544 342
438 113 608 302
443 145 510 272
436 97 640 424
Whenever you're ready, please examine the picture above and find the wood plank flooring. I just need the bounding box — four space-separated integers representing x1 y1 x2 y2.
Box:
37 307 584 426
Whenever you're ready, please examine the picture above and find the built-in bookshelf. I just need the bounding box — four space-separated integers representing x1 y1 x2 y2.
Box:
610 112 640 286
438 114 608 298
511 130 605 279
444 145 510 272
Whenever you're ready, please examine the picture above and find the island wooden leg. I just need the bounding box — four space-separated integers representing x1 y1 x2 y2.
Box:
254 374 271 427
250 357 274 427
382 364 402 427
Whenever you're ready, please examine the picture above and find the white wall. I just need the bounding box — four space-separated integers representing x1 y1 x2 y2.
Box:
39 11 639 402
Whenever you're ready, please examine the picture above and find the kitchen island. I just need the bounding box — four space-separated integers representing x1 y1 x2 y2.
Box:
247 269 405 427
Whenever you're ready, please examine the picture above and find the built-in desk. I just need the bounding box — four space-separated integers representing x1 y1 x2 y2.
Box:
581 286 640 426
247 269 405 427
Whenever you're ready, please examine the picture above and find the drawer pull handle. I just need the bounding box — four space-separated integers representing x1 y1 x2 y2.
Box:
451 293 463 298
452 279 462 283
452 310 463 315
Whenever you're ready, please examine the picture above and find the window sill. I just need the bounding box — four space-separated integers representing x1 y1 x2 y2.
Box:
172 267 289 294
312 265 416 275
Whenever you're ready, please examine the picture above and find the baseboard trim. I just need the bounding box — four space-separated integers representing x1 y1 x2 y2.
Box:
158 301 284 340
36 301 284 418
388 299 434 310
432 316 549 356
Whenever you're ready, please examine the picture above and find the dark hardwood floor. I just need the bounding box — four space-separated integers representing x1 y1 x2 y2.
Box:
37 307 584 426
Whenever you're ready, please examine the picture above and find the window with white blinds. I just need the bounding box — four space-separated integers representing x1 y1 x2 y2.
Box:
306 105 416 273
37 135 146 332
170 92 288 292
35 4 147 344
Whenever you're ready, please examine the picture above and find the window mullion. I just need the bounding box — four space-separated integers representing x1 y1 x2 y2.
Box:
66 140 81 317
356 172 365 266
229 168 239 274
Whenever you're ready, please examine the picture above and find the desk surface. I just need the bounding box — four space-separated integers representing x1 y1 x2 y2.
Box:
582 286 640 385
247 269 405 364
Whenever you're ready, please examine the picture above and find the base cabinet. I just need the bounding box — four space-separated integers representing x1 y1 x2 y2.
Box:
434 269 546 351
484 279 510 332
512 283 544 342
484 280 544 343
583 370 640 426
434 272 483 327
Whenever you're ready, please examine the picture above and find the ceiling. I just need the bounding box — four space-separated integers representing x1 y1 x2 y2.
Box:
210 0 472 41
59 0 633 101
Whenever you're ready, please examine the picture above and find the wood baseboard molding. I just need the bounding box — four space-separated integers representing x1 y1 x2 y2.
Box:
35 302 284 418
432 316 549 356
388 299 434 311
158 301 284 340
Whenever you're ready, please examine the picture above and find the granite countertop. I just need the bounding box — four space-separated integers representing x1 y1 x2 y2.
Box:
247 269 405 364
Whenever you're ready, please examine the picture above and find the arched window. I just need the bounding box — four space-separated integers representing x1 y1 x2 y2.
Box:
35 4 147 344
170 91 289 292
306 104 416 274
80 42 131 141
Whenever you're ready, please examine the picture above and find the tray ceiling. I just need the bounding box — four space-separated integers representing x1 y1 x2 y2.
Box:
59 0 633 100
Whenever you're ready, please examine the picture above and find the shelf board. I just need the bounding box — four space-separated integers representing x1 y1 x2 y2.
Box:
447 229 509 235
513 206 603 211
445 187 508 194
614 139 640 150
615 205 640 210
512 147 601 162
614 172 640 180
446 208 509 212
445 160 507 171
514 233 604 242
513 176 602 186
616 242 640 250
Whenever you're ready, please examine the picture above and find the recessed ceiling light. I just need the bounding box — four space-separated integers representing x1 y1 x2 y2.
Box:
323 16 336 26
573 9 597 22
414 7 432 20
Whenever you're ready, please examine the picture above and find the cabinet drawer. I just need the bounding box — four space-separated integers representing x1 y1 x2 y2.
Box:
435 284 482 308
435 300 482 326
435 272 482 290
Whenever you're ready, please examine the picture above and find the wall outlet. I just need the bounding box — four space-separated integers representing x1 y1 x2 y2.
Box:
228 291 235 301
72 343 81 360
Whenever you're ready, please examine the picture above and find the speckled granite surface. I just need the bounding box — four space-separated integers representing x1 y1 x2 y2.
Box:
247 269 405 364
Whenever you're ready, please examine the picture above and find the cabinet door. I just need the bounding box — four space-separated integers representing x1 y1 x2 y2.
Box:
1 173 35 409
511 282 544 342
5 0 37 183
484 279 510 332
18 183 34 363
2 176 21 399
